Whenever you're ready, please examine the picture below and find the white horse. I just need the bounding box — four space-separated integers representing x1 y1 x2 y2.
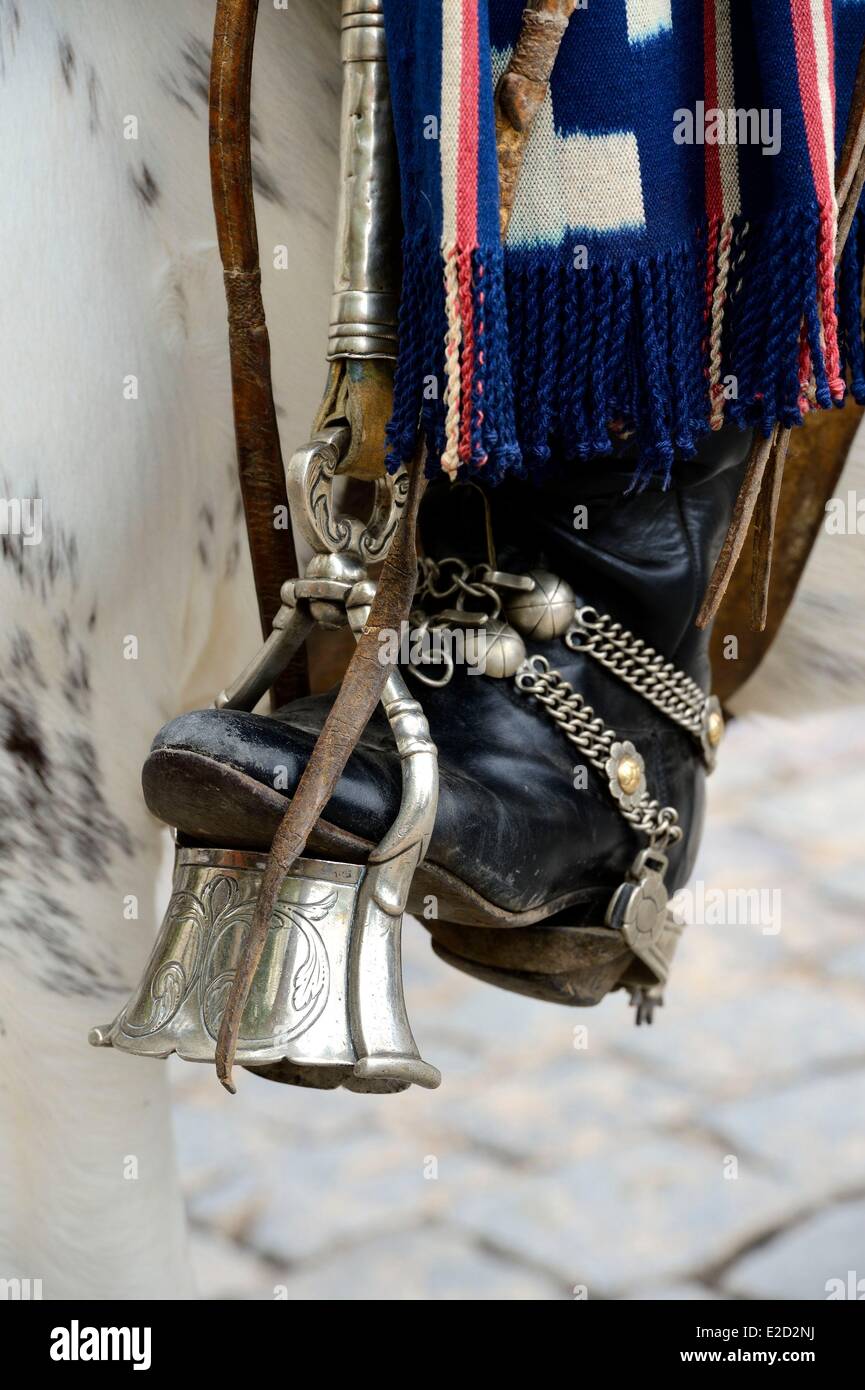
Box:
1 0 862 1300
0 0 338 1299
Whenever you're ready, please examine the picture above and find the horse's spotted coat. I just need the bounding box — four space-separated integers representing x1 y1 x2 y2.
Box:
0 0 339 1299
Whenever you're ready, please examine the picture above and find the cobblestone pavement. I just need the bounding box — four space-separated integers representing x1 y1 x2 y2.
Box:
171 705 865 1300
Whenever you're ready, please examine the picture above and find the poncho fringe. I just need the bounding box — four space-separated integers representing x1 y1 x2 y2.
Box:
383 1 865 488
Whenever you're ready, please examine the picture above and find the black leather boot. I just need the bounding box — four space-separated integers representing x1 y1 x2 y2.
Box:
142 425 750 1016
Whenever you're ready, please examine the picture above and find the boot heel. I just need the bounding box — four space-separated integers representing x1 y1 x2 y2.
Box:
425 910 685 1016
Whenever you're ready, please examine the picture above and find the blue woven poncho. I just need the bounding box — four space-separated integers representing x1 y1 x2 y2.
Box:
382 0 865 486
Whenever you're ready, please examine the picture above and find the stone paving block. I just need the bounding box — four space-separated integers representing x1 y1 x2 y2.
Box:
721 1198 865 1301
450 1137 800 1292
661 916 788 1009
171 1093 261 1198
190 1229 276 1301
752 773 865 863
422 967 568 1056
214 1067 390 1146
168 708 865 1300
709 1070 865 1200
402 920 449 992
761 890 862 962
441 1054 691 1165
187 1169 265 1242
818 861 865 914
252 1226 564 1301
692 820 799 885
170 1050 392 1148
614 978 865 1099
624 1283 724 1300
247 1137 494 1264
828 939 865 987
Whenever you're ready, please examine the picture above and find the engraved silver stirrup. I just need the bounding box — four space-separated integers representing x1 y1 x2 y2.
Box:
90 0 439 1092
91 433 440 1093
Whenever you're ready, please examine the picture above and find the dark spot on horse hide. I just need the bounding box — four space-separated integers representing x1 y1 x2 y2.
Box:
0 2 21 80
182 35 211 105
224 535 241 579
252 159 287 208
196 502 218 568
319 70 340 101
0 723 133 878
1 697 49 785
161 77 196 116
0 486 80 597
0 889 132 998
131 162 160 209
0 680 133 882
87 67 102 134
9 628 46 688
58 35 75 90
61 641 92 715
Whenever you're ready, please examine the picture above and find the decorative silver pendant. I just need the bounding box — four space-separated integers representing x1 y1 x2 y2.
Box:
465 617 527 678
505 569 577 641
606 847 678 985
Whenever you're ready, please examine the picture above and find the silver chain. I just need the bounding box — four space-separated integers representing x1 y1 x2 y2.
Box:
415 556 501 616
566 606 708 746
515 655 682 849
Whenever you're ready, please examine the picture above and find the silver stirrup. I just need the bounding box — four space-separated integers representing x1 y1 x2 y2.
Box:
92 431 440 1092
91 0 438 1091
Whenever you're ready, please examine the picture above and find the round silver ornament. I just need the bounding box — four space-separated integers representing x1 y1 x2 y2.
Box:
465 619 526 679
505 570 577 640
605 739 647 811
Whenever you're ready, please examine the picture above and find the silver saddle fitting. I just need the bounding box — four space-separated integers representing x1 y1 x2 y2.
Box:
91 428 441 1093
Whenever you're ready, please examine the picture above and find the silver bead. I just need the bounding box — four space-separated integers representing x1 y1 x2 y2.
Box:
505 570 577 640
465 619 526 679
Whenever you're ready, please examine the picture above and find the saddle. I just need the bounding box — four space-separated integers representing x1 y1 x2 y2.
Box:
91 0 865 1095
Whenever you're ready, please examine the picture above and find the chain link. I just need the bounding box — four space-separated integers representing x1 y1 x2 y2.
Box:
566 607 709 746
515 655 682 849
417 561 689 849
416 556 494 609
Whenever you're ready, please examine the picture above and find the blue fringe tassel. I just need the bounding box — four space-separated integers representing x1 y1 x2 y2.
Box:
386 202 861 487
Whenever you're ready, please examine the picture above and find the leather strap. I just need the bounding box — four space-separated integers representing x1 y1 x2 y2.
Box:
709 399 863 703
209 0 307 705
698 36 865 633
495 1 578 240
313 359 395 482
216 446 426 1092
